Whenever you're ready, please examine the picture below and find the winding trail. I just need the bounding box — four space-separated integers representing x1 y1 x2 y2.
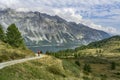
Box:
0 54 45 69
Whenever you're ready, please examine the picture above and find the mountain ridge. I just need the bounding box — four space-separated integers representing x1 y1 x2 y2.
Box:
0 8 110 46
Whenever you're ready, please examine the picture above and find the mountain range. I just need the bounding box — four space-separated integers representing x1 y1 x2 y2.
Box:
0 8 110 46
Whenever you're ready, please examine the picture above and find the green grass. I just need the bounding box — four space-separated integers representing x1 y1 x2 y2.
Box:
1 36 120 80
0 56 83 80
74 36 120 57
0 41 35 62
47 36 120 59
0 55 120 80
0 56 93 80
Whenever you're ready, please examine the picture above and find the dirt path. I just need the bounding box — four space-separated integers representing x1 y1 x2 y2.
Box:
0 54 45 69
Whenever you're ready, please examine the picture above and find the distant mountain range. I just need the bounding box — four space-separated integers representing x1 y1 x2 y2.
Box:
0 8 110 46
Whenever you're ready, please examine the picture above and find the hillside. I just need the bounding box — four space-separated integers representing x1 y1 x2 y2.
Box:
0 55 120 80
0 8 110 46
75 36 120 56
0 36 120 80
87 35 120 48
0 41 35 62
0 56 81 80
47 36 120 58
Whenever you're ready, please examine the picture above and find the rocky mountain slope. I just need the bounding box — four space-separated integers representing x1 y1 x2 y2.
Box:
0 8 110 46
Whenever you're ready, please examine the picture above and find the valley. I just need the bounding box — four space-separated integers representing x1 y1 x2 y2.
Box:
0 35 120 80
0 2 120 80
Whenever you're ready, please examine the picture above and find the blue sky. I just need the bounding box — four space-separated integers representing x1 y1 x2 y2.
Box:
0 0 120 34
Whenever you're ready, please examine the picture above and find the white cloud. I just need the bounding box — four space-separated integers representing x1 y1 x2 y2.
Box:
0 0 119 34
81 20 118 34
17 7 83 24
89 23 118 34
53 8 82 23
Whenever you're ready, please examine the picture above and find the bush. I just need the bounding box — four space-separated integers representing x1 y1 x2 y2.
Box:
110 62 116 70
83 64 92 73
10 52 25 60
0 55 9 62
83 76 90 80
114 72 120 75
100 74 107 80
74 54 78 58
47 66 65 77
75 61 80 66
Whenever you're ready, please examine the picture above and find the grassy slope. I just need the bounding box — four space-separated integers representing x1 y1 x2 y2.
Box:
0 55 82 80
0 56 100 80
75 36 120 56
0 41 35 62
0 36 120 80
0 55 120 80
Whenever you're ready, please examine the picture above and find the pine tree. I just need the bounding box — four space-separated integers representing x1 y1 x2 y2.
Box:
6 24 25 48
0 24 5 42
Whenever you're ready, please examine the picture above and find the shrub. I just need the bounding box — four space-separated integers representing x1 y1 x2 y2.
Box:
75 61 80 66
47 66 65 77
74 54 78 58
114 72 120 75
83 76 90 80
110 62 116 70
100 74 107 80
83 64 92 73
10 52 25 60
0 55 9 62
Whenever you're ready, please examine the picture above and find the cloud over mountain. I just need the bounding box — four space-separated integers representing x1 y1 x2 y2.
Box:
0 0 120 34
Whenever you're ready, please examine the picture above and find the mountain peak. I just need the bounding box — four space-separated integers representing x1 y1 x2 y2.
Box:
0 8 110 46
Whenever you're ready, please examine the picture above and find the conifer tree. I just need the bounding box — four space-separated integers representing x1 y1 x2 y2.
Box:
6 24 25 48
0 24 5 42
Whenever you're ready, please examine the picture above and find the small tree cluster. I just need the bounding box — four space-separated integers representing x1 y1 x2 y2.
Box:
74 53 82 58
0 24 25 48
96 49 103 54
83 64 92 73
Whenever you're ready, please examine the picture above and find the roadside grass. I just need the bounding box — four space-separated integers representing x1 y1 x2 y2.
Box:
0 55 83 80
0 41 35 62
1 55 120 80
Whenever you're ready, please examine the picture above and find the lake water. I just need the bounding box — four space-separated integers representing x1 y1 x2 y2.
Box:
27 45 79 53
